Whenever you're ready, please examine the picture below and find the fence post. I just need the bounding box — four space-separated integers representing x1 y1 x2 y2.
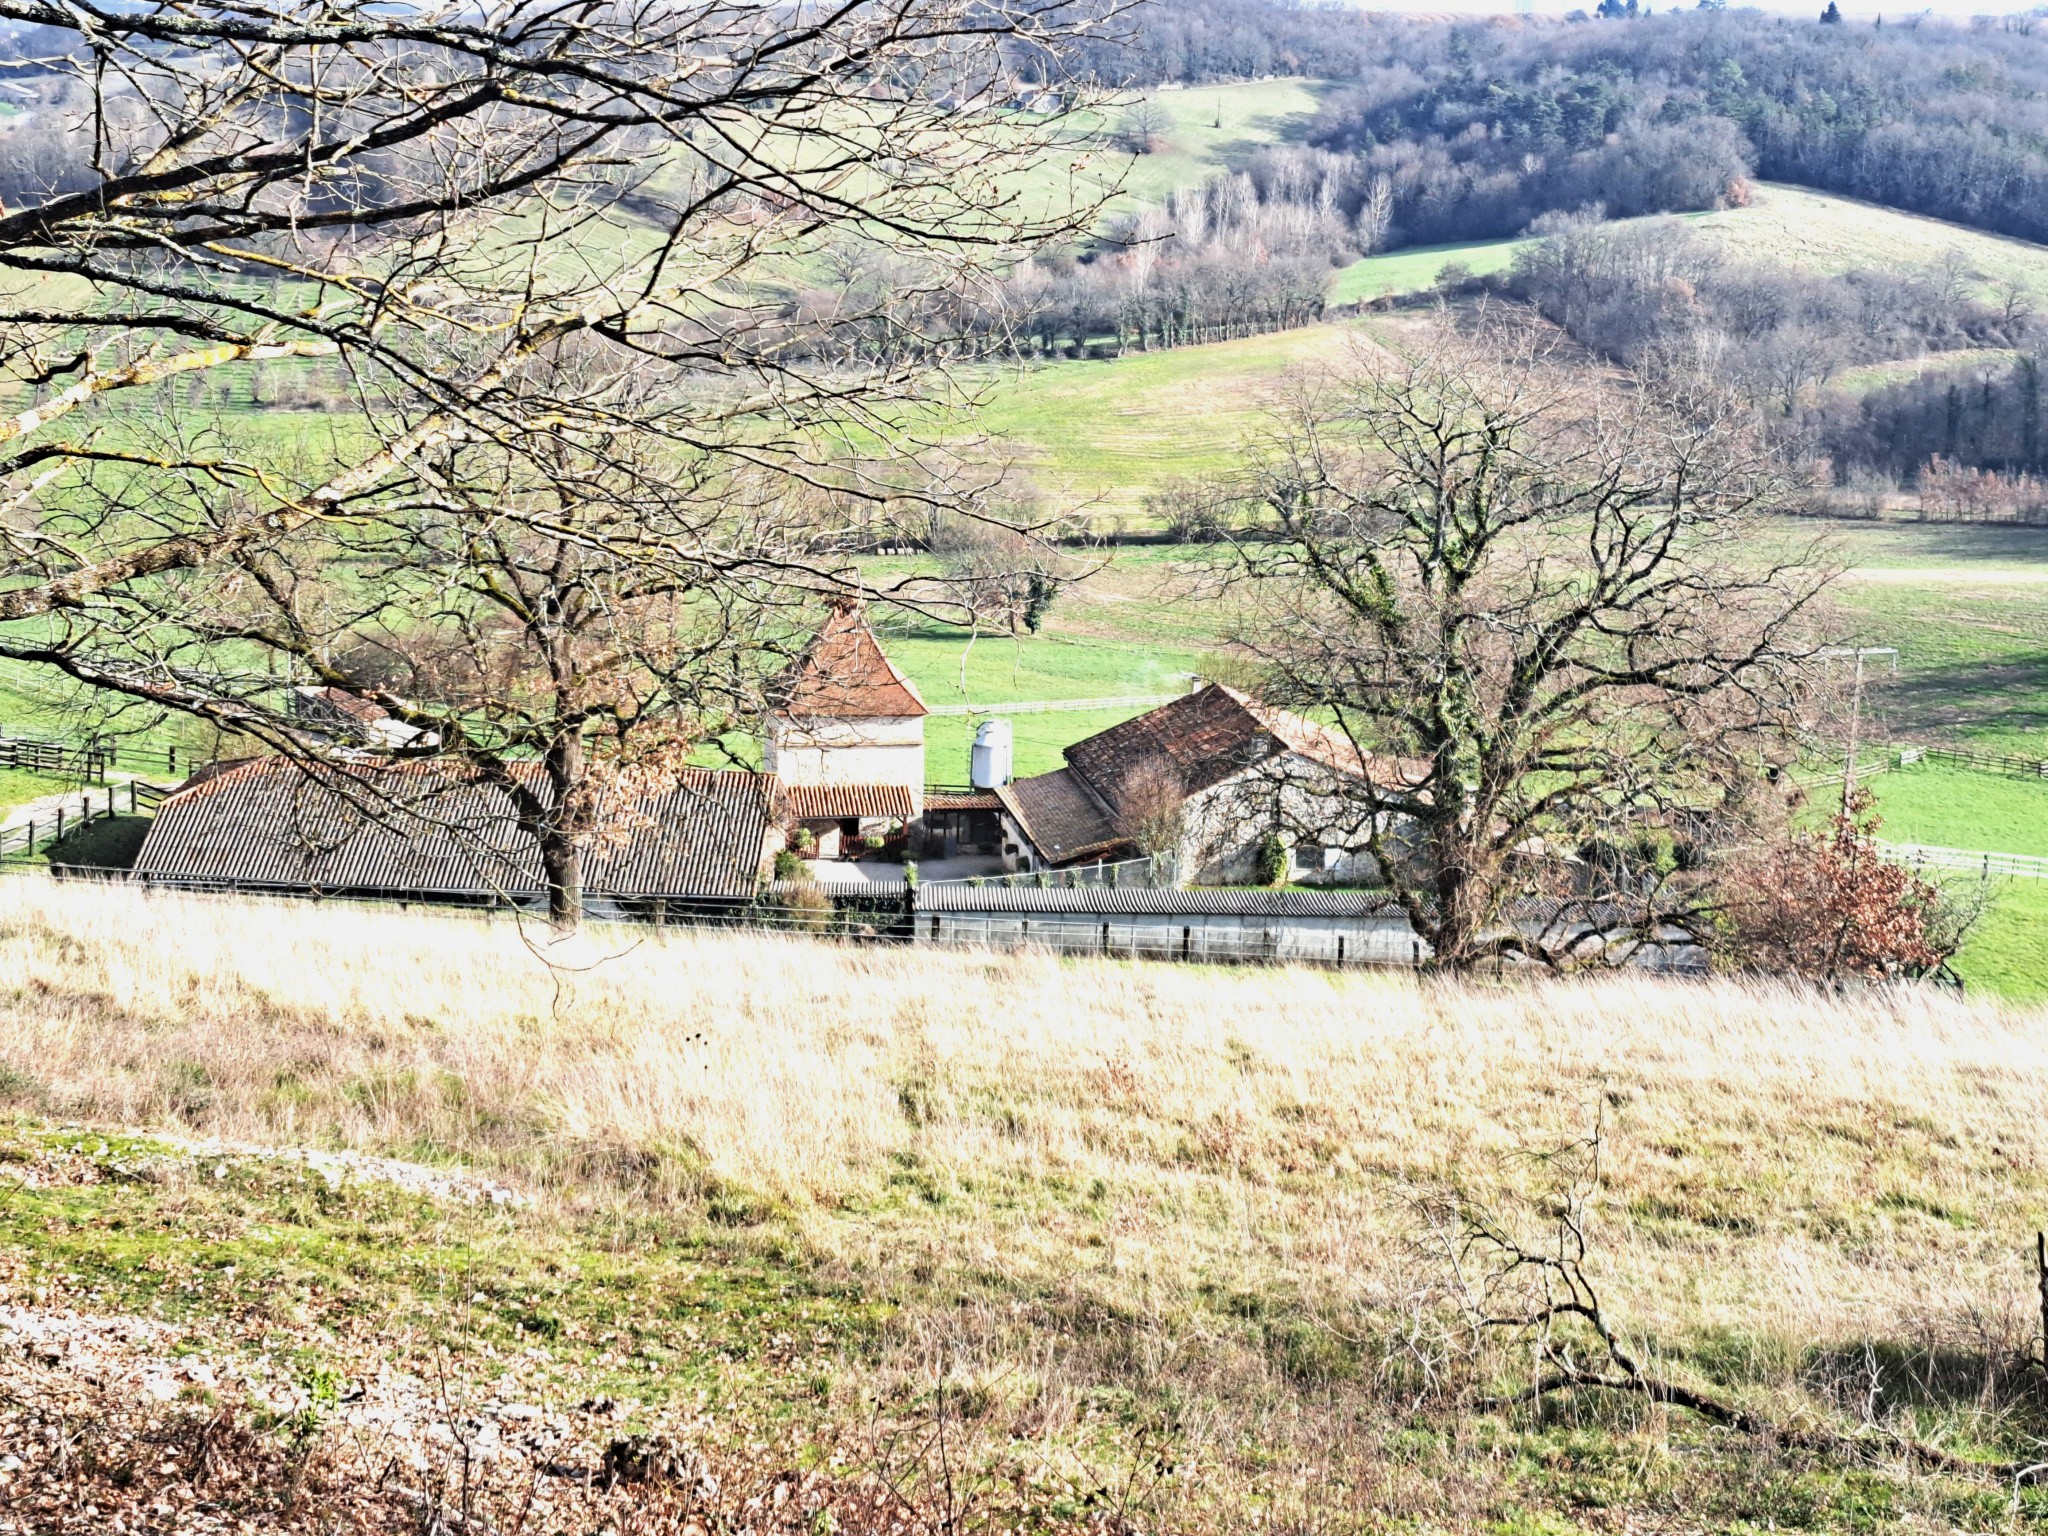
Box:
54 808 63 845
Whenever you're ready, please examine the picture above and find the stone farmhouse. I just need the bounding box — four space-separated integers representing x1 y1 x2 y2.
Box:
992 684 1419 884
129 605 1393 907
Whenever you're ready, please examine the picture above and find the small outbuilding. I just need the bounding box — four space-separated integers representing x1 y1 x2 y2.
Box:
131 757 779 917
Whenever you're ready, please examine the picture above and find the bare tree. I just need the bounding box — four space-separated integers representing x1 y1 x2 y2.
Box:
1116 100 1172 154
1226 317 1835 971
1113 756 1185 860
0 0 1111 926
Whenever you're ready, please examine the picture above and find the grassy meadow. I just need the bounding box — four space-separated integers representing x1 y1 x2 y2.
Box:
973 182 2048 519
0 766 75 813
1805 759 2048 997
3 878 2048 1529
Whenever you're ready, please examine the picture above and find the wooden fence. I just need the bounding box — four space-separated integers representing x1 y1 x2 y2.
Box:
0 780 170 861
1898 744 2048 779
0 729 187 779
1882 841 2048 881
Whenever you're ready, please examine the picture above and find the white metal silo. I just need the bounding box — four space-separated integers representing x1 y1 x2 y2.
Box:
970 717 1013 788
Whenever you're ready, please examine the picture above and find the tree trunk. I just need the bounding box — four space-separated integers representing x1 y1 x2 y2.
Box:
541 732 590 932
540 826 585 932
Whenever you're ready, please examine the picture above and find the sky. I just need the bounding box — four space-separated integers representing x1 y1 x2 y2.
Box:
1340 1 2047 15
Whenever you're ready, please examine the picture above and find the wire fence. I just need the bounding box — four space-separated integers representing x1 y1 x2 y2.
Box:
924 693 1187 718
920 913 1424 968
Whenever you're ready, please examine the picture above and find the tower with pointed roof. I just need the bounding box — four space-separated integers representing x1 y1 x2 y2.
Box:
764 604 928 816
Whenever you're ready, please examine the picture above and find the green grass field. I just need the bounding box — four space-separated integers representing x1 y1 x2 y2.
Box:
1849 761 2048 858
1091 79 1330 213
1806 760 2048 999
1329 236 1530 305
972 321 1378 517
1766 516 2048 755
875 596 1214 777
1324 183 2048 310
0 767 77 812
974 182 2048 519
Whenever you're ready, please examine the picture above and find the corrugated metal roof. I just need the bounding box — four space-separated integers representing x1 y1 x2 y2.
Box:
915 886 1406 917
133 758 773 901
782 783 915 821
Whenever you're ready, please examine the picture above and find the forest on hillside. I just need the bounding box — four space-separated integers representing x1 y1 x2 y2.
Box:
1054 2 2048 247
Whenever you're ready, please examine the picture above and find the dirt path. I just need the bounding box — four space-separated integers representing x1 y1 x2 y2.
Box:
1845 566 2048 584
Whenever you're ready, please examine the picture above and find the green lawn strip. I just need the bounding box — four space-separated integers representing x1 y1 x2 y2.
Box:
1785 515 2048 570
1805 764 2048 998
1330 237 1529 305
878 620 1207 777
969 323 1364 516
0 1123 884 1429
1827 579 2048 752
1949 878 2048 1002
0 766 80 813
925 705 1167 781
879 624 1204 705
1813 762 2048 858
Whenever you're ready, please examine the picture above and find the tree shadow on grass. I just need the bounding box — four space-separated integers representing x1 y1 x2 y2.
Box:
1874 652 2048 742
1837 523 2048 566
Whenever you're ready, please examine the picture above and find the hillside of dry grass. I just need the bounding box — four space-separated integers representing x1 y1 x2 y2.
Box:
2 877 2047 1531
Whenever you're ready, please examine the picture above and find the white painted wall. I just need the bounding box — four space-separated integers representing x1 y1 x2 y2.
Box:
765 713 926 812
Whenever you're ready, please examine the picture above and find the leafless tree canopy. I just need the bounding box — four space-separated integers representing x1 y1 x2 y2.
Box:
0 0 1112 924
1228 316 1836 970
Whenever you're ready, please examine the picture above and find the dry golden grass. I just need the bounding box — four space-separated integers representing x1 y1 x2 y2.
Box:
6 877 2046 1347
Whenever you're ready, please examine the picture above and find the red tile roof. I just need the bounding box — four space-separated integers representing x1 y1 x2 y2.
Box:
780 783 916 822
993 768 1130 865
773 605 927 720
924 790 1003 812
994 686 1425 866
1063 684 1418 803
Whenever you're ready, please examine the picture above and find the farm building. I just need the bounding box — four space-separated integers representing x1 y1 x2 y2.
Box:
765 602 928 858
916 885 1423 965
120 611 1439 916
914 885 1707 974
131 758 779 916
990 684 1422 883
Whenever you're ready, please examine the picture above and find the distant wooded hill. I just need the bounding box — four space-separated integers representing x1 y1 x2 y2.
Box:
1051 2 2048 247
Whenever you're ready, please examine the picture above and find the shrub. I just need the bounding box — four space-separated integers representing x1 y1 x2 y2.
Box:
1252 832 1287 887
1716 791 1973 979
